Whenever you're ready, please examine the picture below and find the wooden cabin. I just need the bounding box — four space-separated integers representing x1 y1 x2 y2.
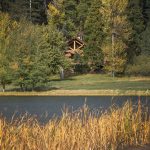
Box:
65 37 85 59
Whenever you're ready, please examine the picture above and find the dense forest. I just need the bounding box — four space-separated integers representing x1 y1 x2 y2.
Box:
0 0 150 91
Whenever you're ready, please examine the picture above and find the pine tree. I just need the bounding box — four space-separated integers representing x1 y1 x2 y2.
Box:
84 0 104 71
12 21 36 91
140 22 150 55
126 0 145 63
12 20 69 91
8 0 47 24
76 0 91 32
142 0 150 23
62 0 79 38
8 0 27 20
48 0 78 39
47 0 65 31
0 13 17 92
0 0 10 12
30 0 47 24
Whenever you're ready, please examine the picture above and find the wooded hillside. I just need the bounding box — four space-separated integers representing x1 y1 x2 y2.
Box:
0 0 150 91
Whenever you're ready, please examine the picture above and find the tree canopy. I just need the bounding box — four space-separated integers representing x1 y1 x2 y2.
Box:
0 0 149 91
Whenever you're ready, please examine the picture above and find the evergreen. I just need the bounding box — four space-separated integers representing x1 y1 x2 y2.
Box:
77 0 91 33
0 0 10 12
12 20 69 91
140 22 150 55
29 0 47 24
84 0 104 71
49 0 79 38
126 0 145 63
0 13 17 91
5 0 47 24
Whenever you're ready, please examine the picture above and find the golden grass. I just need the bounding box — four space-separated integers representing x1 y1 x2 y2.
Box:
0 89 150 96
0 101 150 150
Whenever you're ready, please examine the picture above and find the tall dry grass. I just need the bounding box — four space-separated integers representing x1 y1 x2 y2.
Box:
0 101 149 150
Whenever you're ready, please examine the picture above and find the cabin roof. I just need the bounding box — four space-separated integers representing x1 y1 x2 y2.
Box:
65 37 85 59
68 37 84 45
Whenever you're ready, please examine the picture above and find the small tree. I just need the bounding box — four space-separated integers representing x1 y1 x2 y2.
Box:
12 20 36 91
12 19 70 91
0 13 17 92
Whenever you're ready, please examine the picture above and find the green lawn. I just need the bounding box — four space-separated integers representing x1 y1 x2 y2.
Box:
50 74 150 91
1 74 150 96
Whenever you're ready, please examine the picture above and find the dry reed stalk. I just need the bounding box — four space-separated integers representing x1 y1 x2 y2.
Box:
0 101 149 150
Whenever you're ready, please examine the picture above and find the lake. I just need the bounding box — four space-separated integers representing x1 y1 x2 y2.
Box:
0 96 149 123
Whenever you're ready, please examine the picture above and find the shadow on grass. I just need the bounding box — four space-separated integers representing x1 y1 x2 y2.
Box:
5 87 60 92
50 77 75 82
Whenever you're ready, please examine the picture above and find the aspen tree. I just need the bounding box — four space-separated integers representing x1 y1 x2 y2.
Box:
101 0 132 77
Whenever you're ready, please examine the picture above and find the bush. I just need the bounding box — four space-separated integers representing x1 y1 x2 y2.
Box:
126 55 150 76
74 64 90 74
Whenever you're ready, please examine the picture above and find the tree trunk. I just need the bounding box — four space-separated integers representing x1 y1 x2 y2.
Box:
20 84 26 92
60 67 64 80
112 32 115 78
29 0 32 21
32 83 35 91
2 83 5 92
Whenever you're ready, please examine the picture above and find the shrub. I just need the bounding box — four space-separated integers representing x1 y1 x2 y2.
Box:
126 55 150 76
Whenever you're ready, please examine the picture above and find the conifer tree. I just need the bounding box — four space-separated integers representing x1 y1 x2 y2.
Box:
12 20 68 91
77 0 91 33
0 13 17 92
30 0 47 24
48 0 78 38
0 0 10 12
140 22 150 55
8 0 47 24
84 0 104 71
126 0 145 63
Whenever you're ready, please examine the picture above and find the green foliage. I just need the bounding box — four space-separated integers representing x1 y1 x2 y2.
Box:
47 1 65 30
3 0 47 24
140 22 150 55
11 19 69 91
29 0 47 24
11 21 36 90
84 0 104 71
126 55 150 76
101 0 132 76
142 0 150 22
76 0 91 31
0 0 10 12
48 0 78 39
126 0 145 63
0 13 17 91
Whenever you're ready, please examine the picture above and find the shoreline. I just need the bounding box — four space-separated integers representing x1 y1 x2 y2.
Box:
0 90 149 96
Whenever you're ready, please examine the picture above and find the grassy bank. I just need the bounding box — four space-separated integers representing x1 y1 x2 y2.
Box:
50 74 150 91
0 101 149 150
0 74 150 96
0 89 149 96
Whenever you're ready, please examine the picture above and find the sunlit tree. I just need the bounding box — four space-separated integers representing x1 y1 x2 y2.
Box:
0 13 18 91
101 0 132 77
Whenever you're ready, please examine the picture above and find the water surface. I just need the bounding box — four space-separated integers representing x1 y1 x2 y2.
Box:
0 96 149 123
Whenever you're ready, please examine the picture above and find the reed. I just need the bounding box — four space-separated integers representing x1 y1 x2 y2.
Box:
0 101 149 150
